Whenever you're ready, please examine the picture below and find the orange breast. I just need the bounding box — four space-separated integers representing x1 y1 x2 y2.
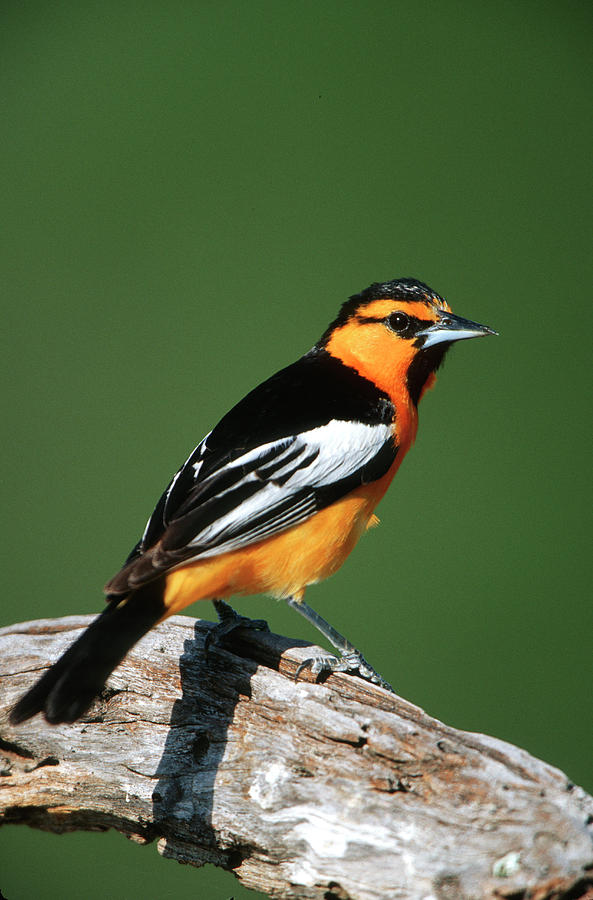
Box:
160 335 421 618
160 455 406 617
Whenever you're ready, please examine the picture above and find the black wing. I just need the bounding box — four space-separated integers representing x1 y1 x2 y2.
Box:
107 349 395 594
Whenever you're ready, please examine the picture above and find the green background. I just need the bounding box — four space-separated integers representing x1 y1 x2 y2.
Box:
1 2 591 898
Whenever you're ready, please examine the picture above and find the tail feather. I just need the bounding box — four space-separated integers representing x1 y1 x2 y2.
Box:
9 579 166 725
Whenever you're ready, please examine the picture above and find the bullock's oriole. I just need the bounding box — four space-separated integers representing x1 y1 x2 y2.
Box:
10 277 496 724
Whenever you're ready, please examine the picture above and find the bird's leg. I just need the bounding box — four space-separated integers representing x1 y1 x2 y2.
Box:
204 598 270 652
286 595 394 692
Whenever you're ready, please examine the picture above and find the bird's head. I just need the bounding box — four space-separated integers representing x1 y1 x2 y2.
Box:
318 278 497 406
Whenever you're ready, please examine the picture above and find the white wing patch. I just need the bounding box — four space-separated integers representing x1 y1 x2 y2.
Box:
180 419 393 559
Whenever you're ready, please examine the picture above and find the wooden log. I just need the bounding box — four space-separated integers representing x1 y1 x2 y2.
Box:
1 615 592 900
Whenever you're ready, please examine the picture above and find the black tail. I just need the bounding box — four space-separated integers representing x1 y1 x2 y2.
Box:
9 579 166 725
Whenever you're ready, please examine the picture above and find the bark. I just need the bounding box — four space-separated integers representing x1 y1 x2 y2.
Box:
1 615 592 900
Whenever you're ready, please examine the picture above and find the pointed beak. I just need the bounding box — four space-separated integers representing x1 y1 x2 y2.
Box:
416 311 498 349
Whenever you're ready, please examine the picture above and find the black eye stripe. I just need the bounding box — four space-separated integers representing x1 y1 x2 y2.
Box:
354 313 430 336
353 315 384 325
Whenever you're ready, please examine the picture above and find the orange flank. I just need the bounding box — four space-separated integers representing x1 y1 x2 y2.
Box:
161 461 401 616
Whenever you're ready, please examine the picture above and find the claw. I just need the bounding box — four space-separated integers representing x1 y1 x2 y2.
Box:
295 650 394 692
205 606 270 653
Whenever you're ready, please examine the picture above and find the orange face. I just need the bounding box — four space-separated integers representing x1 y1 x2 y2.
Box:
325 297 451 407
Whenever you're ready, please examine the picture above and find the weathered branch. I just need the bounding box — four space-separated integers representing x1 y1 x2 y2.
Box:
1 615 592 900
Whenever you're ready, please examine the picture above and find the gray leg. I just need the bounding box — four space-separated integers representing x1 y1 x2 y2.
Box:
286 596 394 692
204 598 270 652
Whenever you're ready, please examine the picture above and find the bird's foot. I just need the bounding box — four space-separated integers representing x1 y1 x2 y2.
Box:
295 649 394 693
205 598 270 653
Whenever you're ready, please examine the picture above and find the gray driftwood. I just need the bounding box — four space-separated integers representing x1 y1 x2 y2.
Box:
1 615 592 900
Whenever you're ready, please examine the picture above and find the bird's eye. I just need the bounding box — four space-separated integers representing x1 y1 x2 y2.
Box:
387 312 409 333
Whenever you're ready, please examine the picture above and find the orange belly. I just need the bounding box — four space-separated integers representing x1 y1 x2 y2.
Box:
161 467 398 617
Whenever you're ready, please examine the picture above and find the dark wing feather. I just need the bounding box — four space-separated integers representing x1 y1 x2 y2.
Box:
106 349 396 595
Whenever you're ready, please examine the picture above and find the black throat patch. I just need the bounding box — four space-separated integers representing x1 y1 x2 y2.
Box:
406 343 450 406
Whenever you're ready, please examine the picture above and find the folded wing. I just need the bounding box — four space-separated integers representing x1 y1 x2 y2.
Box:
106 419 396 594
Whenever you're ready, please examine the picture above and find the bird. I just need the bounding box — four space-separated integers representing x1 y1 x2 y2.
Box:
10 277 496 725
